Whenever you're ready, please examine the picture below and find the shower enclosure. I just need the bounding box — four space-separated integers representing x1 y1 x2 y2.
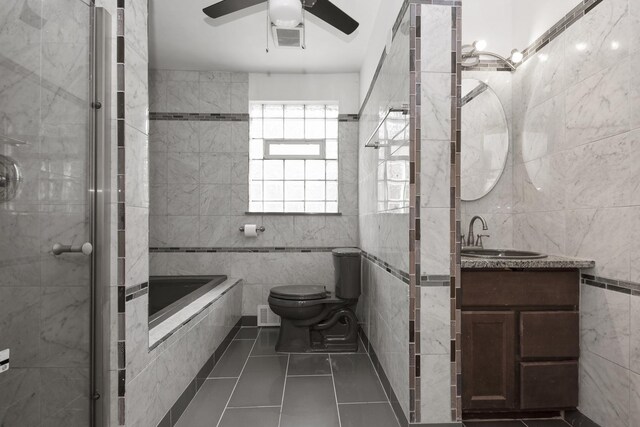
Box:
0 1 109 426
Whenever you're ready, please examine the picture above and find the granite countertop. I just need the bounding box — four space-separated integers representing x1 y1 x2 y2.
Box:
461 254 595 270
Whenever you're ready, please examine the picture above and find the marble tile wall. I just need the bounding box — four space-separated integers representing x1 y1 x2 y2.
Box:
357 5 411 423
417 2 461 424
0 0 94 426
124 281 241 427
148 69 359 316
467 0 640 425
359 257 410 418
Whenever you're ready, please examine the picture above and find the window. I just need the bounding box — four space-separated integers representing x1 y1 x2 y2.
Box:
249 103 339 213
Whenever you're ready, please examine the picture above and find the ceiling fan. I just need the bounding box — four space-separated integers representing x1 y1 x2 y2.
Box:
203 0 360 37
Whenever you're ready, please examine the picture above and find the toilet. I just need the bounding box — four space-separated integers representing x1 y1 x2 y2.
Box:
268 248 361 353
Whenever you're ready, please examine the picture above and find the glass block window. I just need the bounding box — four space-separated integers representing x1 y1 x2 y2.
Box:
249 103 339 213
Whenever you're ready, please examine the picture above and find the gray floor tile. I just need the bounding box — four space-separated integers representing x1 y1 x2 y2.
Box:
330 354 388 403
227 355 288 407
464 422 526 427
280 376 340 427
339 403 400 427
174 379 236 427
250 327 281 356
234 327 260 340
522 420 570 427
209 340 254 378
218 407 280 427
288 354 331 376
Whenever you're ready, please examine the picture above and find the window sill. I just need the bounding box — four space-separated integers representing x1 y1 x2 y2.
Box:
245 212 343 216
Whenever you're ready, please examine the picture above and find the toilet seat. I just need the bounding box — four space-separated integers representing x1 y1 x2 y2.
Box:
269 285 327 301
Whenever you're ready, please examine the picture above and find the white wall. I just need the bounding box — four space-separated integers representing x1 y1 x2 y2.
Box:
511 0 581 49
249 73 360 114
463 0 513 57
358 0 404 106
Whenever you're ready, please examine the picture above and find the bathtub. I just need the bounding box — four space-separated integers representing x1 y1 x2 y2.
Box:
149 275 228 329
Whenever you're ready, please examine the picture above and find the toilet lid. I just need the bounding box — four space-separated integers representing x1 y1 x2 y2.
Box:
269 285 328 301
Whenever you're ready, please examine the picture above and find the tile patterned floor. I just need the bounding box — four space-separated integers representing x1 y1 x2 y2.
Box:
175 327 400 427
463 420 571 426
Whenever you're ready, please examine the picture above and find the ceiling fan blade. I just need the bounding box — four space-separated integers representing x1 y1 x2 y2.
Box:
203 0 267 19
304 0 359 35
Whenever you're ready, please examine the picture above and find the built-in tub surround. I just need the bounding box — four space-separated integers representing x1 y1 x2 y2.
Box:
124 279 242 427
147 69 360 318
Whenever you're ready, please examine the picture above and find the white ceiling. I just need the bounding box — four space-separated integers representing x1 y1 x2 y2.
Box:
149 0 384 73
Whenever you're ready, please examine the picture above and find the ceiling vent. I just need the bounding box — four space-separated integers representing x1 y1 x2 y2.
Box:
272 24 305 49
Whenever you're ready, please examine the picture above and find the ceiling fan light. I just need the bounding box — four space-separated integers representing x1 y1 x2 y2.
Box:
269 0 303 28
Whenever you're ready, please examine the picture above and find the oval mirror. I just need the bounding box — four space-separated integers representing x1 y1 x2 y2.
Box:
461 78 509 201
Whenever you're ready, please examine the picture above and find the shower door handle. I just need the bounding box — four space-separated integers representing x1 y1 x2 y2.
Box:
52 242 93 256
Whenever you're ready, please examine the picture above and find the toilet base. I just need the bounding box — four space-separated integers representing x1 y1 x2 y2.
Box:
275 308 359 353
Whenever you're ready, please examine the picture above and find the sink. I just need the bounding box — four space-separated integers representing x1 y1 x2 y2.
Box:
461 248 548 259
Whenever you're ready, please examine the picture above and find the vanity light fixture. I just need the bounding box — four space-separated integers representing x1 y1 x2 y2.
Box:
510 49 524 64
461 40 524 71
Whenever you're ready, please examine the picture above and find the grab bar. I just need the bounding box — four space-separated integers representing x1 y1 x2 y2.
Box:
364 105 409 149
52 242 94 256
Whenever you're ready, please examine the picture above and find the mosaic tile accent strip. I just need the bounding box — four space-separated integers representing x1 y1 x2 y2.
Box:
460 82 488 107
420 275 451 287
464 59 513 72
338 113 360 122
115 2 126 424
451 2 463 422
408 3 422 422
149 246 340 253
125 282 149 301
149 112 249 122
361 250 411 285
581 274 640 296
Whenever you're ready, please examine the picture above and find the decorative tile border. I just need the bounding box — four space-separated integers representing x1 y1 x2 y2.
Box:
124 282 148 301
150 112 359 122
150 112 249 122
149 246 340 253
115 2 126 423
361 250 411 284
581 274 640 296
157 319 242 426
338 113 360 122
420 275 451 287
460 82 488 107
408 3 422 422
450 2 463 422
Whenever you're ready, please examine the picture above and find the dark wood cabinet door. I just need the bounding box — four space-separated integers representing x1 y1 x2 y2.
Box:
520 311 579 359
462 311 516 411
520 361 579 409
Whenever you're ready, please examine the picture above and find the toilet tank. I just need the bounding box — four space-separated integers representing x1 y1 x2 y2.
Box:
332 248 361 299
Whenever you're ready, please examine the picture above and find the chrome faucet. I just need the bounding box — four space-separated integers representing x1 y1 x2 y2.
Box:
465 216 489 248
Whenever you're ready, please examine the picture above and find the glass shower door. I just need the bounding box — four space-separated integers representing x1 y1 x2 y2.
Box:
0 0 94 426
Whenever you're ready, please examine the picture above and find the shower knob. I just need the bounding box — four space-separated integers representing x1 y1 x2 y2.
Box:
0 154 22 202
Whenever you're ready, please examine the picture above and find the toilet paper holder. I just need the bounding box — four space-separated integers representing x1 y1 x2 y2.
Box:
239 225 266 233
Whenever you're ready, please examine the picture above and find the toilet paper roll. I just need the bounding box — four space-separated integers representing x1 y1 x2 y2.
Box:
243 224 258 237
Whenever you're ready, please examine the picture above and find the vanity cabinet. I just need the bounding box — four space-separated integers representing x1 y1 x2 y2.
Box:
461 269 580 415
